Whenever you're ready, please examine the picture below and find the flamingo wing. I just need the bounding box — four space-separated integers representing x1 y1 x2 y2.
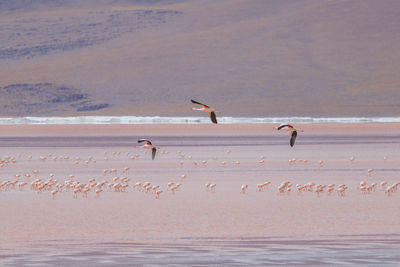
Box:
290 131 297 147
210 111 218 124
191 99 210 108
277 124 291 130
138 139 152 145
152 147 157 160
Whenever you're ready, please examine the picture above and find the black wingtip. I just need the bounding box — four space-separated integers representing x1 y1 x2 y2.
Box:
191 99 200 105
277 124 290 131
290 131 297 147
210 111 218 124
191 99 209 108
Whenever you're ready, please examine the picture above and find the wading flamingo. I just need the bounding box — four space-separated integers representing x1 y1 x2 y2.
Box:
241 184 248 194
155 190 163 199
95 189 103 198
210 183 216 191
51 190 58 199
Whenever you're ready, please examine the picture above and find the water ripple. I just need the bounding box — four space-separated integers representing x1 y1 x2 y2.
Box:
2 236 400 266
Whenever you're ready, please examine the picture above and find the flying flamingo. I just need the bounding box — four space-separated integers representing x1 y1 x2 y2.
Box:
191 99 218 124
138 139 157 160
276 124 303 147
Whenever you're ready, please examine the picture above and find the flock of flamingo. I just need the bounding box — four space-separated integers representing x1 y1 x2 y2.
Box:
0 99 398 200
0 151 398 199
0 151 400 199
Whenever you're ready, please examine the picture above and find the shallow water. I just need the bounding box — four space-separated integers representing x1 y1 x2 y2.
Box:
1 133 400 147
2 236 400 266
1 132 400 266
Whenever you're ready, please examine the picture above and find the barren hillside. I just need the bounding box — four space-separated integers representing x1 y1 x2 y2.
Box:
0 0 399 117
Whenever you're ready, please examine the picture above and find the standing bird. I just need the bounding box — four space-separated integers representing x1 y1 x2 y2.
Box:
241 184 248 194
276 124 303 147
191 99 218 124
138 139 157 160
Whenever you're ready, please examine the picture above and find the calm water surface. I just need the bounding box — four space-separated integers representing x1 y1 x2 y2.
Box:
2 236 400 266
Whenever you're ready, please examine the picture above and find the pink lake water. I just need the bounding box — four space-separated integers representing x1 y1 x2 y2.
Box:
1 125 400 265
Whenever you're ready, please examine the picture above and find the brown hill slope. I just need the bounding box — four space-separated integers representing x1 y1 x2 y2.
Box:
0 0 399 117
